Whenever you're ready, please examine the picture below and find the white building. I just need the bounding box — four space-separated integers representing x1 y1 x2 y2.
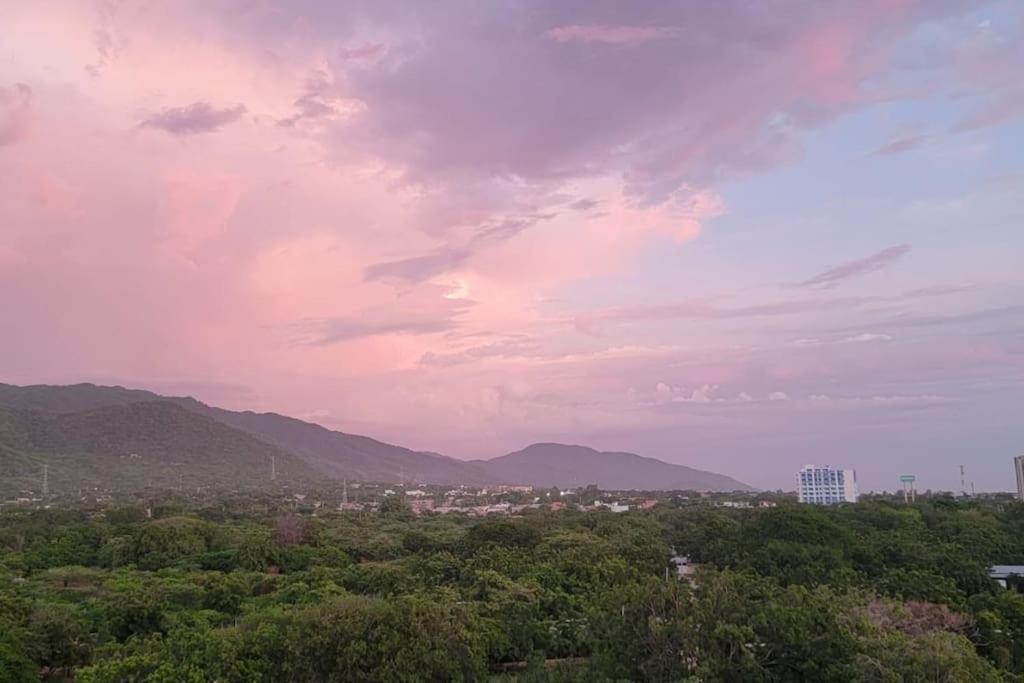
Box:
1015 455 1024 502
797 465 858 505
671 554 697 581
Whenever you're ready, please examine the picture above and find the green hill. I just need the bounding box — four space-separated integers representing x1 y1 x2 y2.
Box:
0 383 497 486
0 402 316 497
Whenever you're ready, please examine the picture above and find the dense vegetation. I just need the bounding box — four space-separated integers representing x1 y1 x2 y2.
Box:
2 497 1024 681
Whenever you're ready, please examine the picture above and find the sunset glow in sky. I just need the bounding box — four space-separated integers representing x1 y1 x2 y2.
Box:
2 1 1022 491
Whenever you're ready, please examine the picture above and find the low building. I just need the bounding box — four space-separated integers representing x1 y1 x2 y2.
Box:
990 565 1024 590
408 499 435 515
593 501 629 513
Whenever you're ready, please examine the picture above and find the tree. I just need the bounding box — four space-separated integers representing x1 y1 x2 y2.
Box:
235 532 274 572
131 517 215 570
272 514 314 547
27 603 90 674
589 577 693 680
857 631 1002 682
378 496 413 519
462 519 543 553
0 638 35 683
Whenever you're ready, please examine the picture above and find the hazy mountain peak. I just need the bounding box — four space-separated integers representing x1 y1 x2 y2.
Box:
478 442 752 491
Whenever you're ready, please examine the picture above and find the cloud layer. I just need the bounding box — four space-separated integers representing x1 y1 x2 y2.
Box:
1 1 1022 491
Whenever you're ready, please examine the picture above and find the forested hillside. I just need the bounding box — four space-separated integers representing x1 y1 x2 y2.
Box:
0 383 496 487
0 402 316 495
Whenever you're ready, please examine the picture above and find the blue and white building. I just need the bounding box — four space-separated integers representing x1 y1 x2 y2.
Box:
797 465 858 505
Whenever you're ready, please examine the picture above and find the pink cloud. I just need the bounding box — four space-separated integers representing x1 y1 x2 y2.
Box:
953 90 1024 132
547 24 677 45
324 0 973 205
159 173 244 259
140 102 247 135
0 0 1021 488
0 82 32 145
339 43 385 60
797 245 912 289
873 133 930 156
290 288 473 345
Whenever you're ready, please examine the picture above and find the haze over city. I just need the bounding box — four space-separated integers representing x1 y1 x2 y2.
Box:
2 1 1023 492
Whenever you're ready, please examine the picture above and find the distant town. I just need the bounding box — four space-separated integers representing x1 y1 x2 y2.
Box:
6 469 1023 515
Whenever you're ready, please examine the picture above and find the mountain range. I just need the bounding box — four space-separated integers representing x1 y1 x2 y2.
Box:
473 443 749 492
0 382 751 495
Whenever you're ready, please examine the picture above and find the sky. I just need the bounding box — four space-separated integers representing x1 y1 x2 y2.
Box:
1 1 1022 492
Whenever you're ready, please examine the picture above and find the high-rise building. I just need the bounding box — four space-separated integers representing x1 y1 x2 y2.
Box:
1015 455 1024 502
797 465 858 505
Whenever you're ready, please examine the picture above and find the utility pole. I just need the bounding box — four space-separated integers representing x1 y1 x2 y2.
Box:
42 464 49 497
271 456 277 482
342 478 348 505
